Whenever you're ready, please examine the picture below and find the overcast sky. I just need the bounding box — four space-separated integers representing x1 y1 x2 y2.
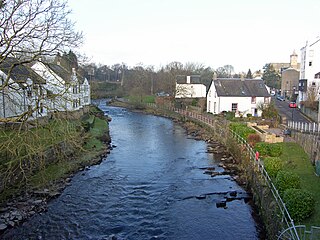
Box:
68 0 320 72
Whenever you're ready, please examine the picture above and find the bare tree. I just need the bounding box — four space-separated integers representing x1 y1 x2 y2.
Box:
0 0 82 64
0 0 83 120
0 1 85 189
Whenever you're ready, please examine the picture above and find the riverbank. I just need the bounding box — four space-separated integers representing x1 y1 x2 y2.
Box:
109 100 266 237
0 106 112 234
109 100 247 184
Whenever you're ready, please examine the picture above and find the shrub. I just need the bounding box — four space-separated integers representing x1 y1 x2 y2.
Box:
254 142 269 156
254 142 283 157
275 171 300 195
230 123 256 140
264 157 283 177
247 133 261 147
246 113 252 118
268 143 283 157
283 189 315 222
226 111 235 120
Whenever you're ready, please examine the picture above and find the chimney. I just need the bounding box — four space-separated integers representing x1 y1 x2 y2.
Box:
212 72 217 80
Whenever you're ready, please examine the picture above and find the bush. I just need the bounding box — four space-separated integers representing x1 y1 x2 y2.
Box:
230 122 256 140
254 142 283 157
275 171 300 195
247 133 261 147
264 157 283 177
283 189 315 222
254 142 269 156
226 111 235 120
268 143 283 157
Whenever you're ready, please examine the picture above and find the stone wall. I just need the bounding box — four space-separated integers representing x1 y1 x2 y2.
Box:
291 131 320 164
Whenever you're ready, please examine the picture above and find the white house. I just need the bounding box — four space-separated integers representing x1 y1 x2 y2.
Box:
0 53 90 122
175 75 206 98
32 57 90 114
207 78 271 117
0 58 47 120
297 36 320 106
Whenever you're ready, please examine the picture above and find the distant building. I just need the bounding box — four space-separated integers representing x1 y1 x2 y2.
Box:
175 75 206 98
281 68 299 100
207 77 270 117
271 50 300 73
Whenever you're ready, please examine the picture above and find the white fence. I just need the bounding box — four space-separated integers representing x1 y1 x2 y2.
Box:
288 121 320 134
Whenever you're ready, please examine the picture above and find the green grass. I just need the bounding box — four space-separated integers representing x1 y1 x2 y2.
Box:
29 115 109 188
279 142 320 227
0 113 109 199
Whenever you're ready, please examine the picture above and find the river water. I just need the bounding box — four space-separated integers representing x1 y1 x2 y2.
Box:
3 101 261 239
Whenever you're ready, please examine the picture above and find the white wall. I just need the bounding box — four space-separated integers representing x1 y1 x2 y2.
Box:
207 82 268 117
175 83 206 98
299 37 320 103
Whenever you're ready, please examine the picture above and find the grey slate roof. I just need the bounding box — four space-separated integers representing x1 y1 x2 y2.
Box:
47 63 85 84
0 58 45 84
176 75 201 84
213 78 270 97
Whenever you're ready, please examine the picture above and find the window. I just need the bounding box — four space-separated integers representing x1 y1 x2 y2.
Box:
251 97 256 104
38 102 44 114
309 62 312 66
231 103 238 112
27 90 32 98
214 102 216 113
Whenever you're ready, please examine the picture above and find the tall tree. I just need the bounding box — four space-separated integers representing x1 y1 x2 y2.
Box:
262 64 281 89
246 69 253 79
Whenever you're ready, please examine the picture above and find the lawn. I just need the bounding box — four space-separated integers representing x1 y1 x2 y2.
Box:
280 142 320 227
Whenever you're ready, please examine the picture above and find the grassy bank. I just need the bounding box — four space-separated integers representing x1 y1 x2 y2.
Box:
279 142 320 227
0 106 110 202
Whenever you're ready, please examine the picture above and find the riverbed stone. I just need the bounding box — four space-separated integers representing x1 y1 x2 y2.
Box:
0 223 7 231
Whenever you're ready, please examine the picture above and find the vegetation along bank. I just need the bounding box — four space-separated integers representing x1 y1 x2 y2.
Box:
0 105 111 234
110 97 319 239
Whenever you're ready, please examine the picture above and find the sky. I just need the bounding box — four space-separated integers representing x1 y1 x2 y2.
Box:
68 0 320 73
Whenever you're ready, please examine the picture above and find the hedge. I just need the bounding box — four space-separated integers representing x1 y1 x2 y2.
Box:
275 171 301 195
283 189 315 223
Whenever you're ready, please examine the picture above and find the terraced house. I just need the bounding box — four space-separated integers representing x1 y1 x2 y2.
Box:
0 53 90 122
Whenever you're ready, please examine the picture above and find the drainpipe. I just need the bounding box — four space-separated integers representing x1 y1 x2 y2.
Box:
1 77 5 118
318 99 320 123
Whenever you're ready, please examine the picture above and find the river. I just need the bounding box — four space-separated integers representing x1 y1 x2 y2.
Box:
3 101 262 239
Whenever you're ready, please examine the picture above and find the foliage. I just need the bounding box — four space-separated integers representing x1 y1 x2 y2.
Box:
229 122 256 140
262 64 281 89
263 157 283 177
225 111 235 120
257 102 279 127
283 189 315 223
247 133 261 147
246 69 253 79
268 143 283 157
275 171 301 195
254 142 269 156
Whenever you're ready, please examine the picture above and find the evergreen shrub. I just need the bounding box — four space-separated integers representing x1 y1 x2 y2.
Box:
263 157 283 177
283 189 315 222
275 171 300 195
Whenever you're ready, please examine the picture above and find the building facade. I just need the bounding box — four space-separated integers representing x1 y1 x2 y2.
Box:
207 78 270 117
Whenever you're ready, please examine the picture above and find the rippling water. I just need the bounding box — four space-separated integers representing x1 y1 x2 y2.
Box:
3 101 260 239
